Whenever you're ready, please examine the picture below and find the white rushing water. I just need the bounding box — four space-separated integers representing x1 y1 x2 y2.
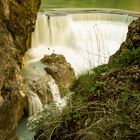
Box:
22 65 67 116
30 12 136 75
48 75 67 108
27 91 43 116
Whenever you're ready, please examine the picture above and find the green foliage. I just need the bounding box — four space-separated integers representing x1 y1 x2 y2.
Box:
111 47 140 68
32 47 140 140
63 114 72 121
62 106 81 121
72 64 107 104
121 81 130 103
109 47 140 70
63 112 81 121
121 91 129 102
51 65 140 140
75 95 87 104
91 64 108 76
119 47 140 65
72 72 94 102
89 81 105 92
73 112 81 119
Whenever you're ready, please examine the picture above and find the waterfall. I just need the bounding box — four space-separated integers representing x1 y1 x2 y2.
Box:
26 88 43 116
22 11 137 116
22 60 45 116
31 12 137 74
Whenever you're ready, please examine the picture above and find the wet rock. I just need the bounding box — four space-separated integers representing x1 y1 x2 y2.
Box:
41 53 76 97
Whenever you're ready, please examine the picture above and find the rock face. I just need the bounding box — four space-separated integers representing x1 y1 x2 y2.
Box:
41 53 76 97
0 0 40 140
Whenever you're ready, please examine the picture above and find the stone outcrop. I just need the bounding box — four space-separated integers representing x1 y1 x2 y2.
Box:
0 0 40 139
41 53 76 97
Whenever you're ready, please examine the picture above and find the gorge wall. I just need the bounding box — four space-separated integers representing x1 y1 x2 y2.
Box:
0 0 40 139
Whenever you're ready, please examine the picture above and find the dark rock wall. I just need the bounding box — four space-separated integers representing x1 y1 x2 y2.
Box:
0 0 40 139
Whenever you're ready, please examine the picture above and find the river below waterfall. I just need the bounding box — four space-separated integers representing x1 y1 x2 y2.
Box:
17 117 35 140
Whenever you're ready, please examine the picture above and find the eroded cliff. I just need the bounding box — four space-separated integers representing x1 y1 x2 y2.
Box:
0 0 40 139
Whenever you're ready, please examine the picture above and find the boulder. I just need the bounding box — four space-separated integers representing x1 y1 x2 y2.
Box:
41 53 76 97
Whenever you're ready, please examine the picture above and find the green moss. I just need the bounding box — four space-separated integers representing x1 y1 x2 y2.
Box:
72 64 108 103
90 64 108 76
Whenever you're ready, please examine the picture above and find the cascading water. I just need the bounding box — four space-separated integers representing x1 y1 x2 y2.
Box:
21 11 137 117
26 89 43 116
48 75 67 108
22 62 66 116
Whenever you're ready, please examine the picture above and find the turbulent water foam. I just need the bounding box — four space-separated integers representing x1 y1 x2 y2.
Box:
31 12 136 75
